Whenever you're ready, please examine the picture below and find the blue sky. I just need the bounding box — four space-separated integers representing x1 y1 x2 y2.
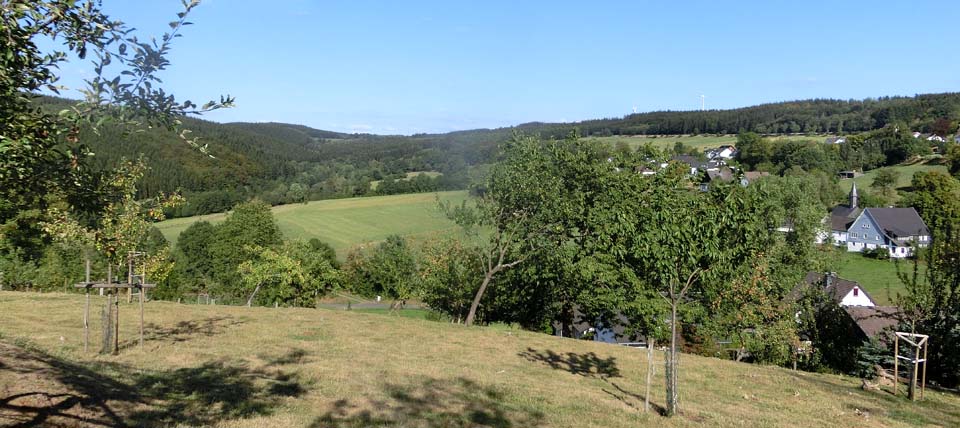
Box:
51 0 960 135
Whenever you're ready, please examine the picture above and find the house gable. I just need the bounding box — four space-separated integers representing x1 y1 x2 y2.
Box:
838 285 876 307
846 210 886 249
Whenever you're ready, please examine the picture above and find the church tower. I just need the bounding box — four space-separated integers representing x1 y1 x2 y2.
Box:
849 181 859 208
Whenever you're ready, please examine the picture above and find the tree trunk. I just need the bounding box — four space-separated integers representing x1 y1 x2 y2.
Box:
465 271 494 326
100 294 114 355
645 337 655 413
246 283 262 307
666 302 679 416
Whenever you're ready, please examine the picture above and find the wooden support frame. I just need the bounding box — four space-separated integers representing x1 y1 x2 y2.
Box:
75 251 155 354
893 332 929 400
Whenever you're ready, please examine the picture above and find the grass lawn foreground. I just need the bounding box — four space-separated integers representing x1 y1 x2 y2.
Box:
1 291 958 427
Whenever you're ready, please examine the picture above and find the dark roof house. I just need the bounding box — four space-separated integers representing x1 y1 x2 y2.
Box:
863 207 930 241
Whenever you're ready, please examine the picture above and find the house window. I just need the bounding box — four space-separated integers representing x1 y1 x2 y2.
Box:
862 223 869 229
853 287 859 297
876 235 880 241
851 233 857 238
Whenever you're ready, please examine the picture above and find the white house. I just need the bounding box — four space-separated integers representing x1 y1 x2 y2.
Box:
800 272 876 307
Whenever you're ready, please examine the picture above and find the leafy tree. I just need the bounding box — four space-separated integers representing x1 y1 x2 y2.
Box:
343 235 417 309
208 200 282 297
173 220 217 294
308 238 340 269
946 144 960 178
901 171 960 231
1 0 231 264
870 169 900 198
931 118 954 137
239 241 339 307
734 132 771 169
417 239 483 323
895 171 960 386
443 133 598 326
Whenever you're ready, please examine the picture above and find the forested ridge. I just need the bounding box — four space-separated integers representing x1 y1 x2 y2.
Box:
516 92 960 137
37 92 960 218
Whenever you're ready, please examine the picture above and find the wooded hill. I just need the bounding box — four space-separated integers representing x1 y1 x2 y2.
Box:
513 92 960 138
42 92 960 217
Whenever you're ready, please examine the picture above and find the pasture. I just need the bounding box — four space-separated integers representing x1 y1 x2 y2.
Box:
838 158 948 202
155 191 469 255
1 291 958 427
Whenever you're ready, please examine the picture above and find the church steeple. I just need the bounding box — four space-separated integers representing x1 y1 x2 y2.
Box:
849 181 859 208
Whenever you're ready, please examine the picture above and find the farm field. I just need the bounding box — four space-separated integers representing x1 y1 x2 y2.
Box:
584 134 823 151
1 291 958 427
155 191 469 255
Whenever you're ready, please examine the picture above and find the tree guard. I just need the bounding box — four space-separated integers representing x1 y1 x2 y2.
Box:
75 252 155 354
893 332 929 400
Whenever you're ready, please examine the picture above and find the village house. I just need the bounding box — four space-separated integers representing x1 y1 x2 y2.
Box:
820 183 930 258
795 272 899 341
705 145 737 160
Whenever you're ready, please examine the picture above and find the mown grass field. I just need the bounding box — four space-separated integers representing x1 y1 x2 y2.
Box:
832 251 923 305
156 191 469 255
1 291 958 427
838 158 948 202
584 134 822 151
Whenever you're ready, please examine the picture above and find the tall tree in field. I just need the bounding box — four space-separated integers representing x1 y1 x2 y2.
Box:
443 133 596 326
594 165 815 415
208 200 282 296
870 169 900 198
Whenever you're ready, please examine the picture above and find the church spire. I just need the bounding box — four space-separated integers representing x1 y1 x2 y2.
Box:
849 181 859 208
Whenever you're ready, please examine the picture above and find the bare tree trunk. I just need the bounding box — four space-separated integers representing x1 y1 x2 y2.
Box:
100 294 113 354
645 337 655 413
666 302 679 416
465 271 494 326
246 283 262 307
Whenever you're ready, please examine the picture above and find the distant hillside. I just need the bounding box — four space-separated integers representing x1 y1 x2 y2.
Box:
512 93 960 138
36 92 960 217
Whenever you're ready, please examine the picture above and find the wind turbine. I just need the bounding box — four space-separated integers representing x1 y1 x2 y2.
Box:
700 95 706 111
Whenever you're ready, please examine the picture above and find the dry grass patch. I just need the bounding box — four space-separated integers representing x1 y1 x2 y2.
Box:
1 291 958 427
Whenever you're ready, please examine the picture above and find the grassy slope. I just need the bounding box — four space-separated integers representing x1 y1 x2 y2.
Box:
156 191 468 255
1 292 958 427
838 159 948 202
832 252 923 305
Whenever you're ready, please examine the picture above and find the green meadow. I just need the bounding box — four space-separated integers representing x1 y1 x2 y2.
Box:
838 158 948 201
156 191 469 255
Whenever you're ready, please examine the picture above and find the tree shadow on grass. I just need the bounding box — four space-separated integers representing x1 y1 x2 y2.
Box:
0 342 307 427
118 315 245 350
517 347 620 379
310 377 545 428
517 348 665 415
